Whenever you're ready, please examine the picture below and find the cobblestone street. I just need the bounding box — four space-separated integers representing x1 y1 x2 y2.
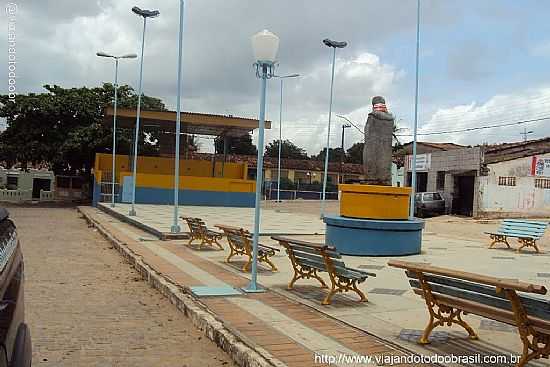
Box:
10 206 234 367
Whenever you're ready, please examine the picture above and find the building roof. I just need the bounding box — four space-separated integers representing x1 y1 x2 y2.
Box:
187 153 364 175
103 107 271 137
401 141 466 154
483 137 550 164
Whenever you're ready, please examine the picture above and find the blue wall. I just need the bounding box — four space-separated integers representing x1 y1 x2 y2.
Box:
131 187 255 207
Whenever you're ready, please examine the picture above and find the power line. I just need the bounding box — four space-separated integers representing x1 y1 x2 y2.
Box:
396 116 550 137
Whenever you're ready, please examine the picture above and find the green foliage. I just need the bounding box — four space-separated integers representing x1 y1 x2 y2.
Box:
0 83 166 174
312 147 346 163
346 142 364 164
214 134 257 155
265 139 308 160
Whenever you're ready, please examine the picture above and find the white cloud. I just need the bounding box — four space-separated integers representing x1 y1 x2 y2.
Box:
409 87 550 145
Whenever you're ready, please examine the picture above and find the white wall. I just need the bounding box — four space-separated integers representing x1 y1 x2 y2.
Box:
478 153 550 217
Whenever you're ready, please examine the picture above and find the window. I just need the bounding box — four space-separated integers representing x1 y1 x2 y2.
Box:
432 192 442 200
6 176 17 190
436 171 445 191
498 176 516 186
535 178 550 189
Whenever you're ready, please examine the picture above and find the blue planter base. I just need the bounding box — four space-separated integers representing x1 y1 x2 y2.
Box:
323 215 424 256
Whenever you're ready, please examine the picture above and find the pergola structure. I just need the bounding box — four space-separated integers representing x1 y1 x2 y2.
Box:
103 107 271 172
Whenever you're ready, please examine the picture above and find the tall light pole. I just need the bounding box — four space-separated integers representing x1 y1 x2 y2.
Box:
409 0 421 219
245 29 279 293
340 123 351 183
129 6 160 217
521 128 534 142
320 38 347 218
171 0 186 233
96 52 137 208
274 73 299 203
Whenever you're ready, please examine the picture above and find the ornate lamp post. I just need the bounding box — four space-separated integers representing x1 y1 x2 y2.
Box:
96 52 137 207
129 6 160 216
244 29 279 293
320 38 347 218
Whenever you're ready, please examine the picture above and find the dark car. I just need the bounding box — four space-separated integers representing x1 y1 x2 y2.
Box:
415 192 446 217
0 208 31 367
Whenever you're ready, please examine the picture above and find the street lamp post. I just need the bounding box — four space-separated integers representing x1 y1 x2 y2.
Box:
129 6 160 217
340 123 351 183
96 51 137 208
320 38 347 218
274 73 299 203
171 0 185 233
409 0 421 219
244 29 279 293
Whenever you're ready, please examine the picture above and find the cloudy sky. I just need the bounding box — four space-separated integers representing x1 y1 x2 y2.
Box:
2 0 550 154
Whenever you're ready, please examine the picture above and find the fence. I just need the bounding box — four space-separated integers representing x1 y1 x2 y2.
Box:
40 190 55 202
265 188 338 201
0 189 32 202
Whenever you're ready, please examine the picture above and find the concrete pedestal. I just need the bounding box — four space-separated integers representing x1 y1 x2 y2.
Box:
323 215 424 256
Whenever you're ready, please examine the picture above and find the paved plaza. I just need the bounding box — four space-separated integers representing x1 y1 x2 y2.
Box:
86 202 550 366
99 202 328 236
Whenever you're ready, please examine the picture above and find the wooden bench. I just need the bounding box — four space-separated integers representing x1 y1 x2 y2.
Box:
485 219 548 253
272 236 376 305
389 260 550 367
215 225 279 272
181 217 223 250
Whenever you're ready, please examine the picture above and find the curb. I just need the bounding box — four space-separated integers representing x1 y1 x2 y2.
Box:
78 207 286 367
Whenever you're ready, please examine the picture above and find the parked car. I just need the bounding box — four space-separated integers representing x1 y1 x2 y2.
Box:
0 208 31 367
415 192 446 217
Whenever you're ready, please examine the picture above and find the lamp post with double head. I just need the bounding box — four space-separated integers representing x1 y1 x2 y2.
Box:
320 38 347 219
244 29 279 293
171 0 186 233
129 6 160 217
96 52 137 208
274 73 299 203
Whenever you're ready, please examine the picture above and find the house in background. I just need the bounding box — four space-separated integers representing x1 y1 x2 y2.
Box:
404 137 550 218
478 137 550 217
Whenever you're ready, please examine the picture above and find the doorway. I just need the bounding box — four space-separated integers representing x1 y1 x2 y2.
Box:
407 172 428 192
32 178 51 199
452 175 475 216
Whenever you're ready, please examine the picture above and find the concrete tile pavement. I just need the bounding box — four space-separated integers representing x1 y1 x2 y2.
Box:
82 206 434 367
85 205 550 366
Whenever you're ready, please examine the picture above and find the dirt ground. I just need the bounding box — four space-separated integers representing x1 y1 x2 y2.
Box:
8 206 235 367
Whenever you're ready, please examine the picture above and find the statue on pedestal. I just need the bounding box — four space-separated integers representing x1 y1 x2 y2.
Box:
363 96 394 186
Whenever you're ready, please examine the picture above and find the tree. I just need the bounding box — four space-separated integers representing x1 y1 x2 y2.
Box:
312 147 346 163
346 142 364 164
0 83 166 174
214 134 257 155
265 139 308 160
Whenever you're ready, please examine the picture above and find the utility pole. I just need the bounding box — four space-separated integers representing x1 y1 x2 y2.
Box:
521 127 533 142
340 124 351 183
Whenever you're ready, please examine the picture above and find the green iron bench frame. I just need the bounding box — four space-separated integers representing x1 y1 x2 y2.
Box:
272 236 376 305
216 224 279 272
181 217 223 250
389 260 550 367
485 219 548 253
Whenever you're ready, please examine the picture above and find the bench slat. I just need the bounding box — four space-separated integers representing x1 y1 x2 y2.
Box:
284 242 341 259
498 228 545 236
389 260 547 294
334 266 375 279
502 219 549 227
296 257 329 272
293 250 345 268
501 223 547 231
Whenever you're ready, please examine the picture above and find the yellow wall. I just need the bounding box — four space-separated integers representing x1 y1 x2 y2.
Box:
94 153 247 182
118 172 254 192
